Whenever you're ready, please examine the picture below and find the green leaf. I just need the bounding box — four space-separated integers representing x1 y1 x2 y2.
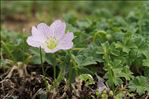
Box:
76 44 103 67
79 74 95 85
128 76 149 95
143 58 149 67
29 48 46 64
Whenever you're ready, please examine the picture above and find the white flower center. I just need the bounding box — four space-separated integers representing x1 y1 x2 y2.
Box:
46 37 57 49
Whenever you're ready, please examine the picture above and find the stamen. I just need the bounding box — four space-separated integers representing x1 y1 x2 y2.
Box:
47 37 57 49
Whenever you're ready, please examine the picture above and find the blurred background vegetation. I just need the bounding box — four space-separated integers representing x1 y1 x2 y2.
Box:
1 1 143 32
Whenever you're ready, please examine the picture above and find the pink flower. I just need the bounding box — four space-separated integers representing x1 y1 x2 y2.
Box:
27 20 74 53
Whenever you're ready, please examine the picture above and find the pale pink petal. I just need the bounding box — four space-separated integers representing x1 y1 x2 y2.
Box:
27 36 43 48
31 26 46 42
61 32 74 42
43 47 60 53
56 32 74 50
27 20 74 53
57 41 73 50
37 23 54 38
49 20 66 40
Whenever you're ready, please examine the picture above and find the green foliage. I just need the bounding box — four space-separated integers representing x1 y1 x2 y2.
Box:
1 1 149 96
29 48 46 64
143 51 149 67
128 76 149 95
79 74 95 86
1 29 30 64
75 44 103 67
64 2 149 95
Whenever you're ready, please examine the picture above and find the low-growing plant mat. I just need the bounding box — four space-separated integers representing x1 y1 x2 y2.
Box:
1 1 149 99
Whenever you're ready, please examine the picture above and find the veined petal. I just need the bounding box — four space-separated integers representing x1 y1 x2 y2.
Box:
31 26 46 42
49 20 66 40
27 20 74 53
57 41 73 50
27 36 43 48
57 32 74 50
62 32 74 42
37 23 54 38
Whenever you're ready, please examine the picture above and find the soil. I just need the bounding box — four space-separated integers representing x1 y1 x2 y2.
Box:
0 62 149 99
0 63 115 99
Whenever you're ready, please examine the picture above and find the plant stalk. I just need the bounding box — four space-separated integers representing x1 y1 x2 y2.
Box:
40 47 45 76
53 63 56 80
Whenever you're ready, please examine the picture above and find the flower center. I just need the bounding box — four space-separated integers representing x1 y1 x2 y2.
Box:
47 38 57 49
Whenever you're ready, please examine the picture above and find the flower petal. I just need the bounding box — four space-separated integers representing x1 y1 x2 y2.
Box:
27 36 43 48
37 23 53 38
43 47 60 53
57 41 73 50
62 32 74 42
57 32 74 50
27 20 74 53
31 26 46 42
49 20 66 40
97 80 107 94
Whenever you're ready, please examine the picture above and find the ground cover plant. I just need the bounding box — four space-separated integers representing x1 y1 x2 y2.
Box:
0 1 149 99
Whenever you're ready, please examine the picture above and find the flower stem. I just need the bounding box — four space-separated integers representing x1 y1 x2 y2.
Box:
67 51 73 85
53 64 56 80
40 47 45 76
68 63 73 85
